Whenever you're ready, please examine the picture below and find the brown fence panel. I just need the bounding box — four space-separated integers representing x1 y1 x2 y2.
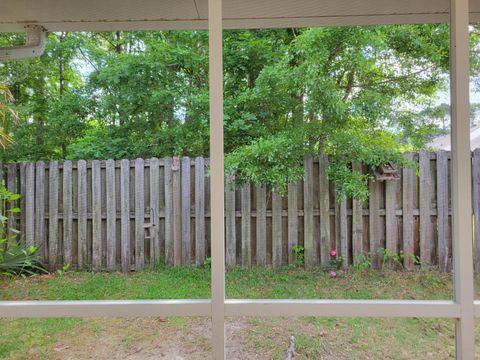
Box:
5 152 470 271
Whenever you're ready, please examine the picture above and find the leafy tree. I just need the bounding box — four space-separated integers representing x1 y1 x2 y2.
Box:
1 25 476 199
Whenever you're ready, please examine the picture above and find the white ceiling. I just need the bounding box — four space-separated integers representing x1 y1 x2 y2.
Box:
1 0 480 32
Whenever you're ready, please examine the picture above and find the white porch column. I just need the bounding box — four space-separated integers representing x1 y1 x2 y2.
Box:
450 0 475 358
208 0 225 358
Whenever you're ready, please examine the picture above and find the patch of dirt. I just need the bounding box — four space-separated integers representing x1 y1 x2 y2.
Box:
46 317 264 360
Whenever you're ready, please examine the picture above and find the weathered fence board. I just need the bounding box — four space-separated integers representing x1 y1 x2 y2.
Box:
319 155 330 266
256 186 267 266
195 157 205 266
241 183 251 267
172 157 181 266
272 191 282 268
34 161 45 261
106 159 116 270
63 160 73 265
164 158 174 266
352 162 363 264
48 161 58 271
120 159 130 272
304 155 315 269
287 182 298 264
92 160 102 271
437 150 450 272
225 175 236 267
403 153 415 270
4 152 471 271
25 162 35 248
134 158 145 270
150 157 160 265
181 157 191 265
419 151 433 266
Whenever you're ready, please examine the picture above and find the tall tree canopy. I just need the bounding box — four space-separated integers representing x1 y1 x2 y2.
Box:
0 25 477 198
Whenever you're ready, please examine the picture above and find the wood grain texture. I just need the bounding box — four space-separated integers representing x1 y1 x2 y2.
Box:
318 155 330 265
272 190 282 268
134 158 145 270
25 162 35 247
48 161 59 271
403 153 415 270
92 160 102 271
369 179 380 268
172 157 181 266
164 158 174 265
287 182 298 264
195 157 206 265
181 157 191 264
149 157 160 265
385 179 398 266
106 159 116 270
62 160 73 264
120 159 131 272
437 150 450 272
77 160 88 269
339 197 348 268
304 155 315 268
241 183 251 267
256 185 267 266
352 162 363 264
225 175 236 266
419 150 433 266
35 161 46 262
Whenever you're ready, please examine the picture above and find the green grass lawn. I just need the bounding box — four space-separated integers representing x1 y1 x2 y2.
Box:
0 267 479 359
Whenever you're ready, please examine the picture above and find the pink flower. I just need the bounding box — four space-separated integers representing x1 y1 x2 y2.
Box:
329 249 337 257
329 271 337 278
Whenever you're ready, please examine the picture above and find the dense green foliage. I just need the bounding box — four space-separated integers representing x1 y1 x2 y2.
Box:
1 26 477 197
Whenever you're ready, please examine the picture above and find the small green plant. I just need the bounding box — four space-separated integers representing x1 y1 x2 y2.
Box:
409 253 421 267
203 257 212 268
292 245 305 267
0 182 46 277
379 248 405 269
352 253 372 271
56 262 72 277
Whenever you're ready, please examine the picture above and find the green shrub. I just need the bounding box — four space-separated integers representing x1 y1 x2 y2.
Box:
0 183 46 276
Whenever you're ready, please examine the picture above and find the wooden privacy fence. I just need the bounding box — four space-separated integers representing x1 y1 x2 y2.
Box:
4 151 480 272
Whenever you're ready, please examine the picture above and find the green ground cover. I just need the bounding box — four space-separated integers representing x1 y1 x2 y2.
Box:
0 267 479 359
